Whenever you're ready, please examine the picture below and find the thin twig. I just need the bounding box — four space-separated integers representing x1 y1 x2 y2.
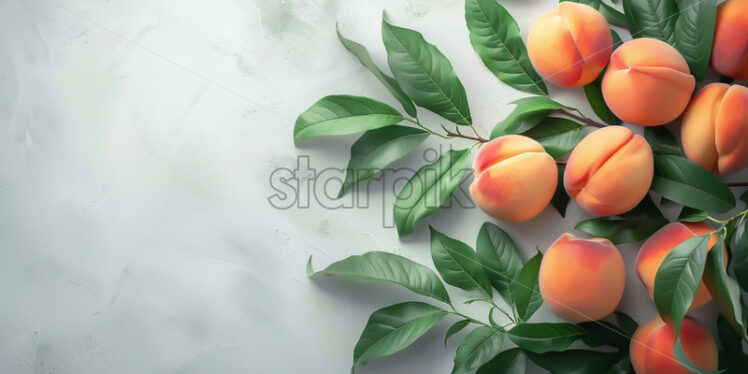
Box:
557 109 606 128
726 182 748 187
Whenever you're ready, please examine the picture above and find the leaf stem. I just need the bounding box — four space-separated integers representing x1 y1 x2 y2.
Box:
404 117 450 139
726 182 748 187
557 109 606 128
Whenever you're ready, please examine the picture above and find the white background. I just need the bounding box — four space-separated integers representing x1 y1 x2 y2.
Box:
1 0 746 373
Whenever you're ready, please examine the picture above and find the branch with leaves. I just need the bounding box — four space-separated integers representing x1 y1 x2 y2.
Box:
295 0 748 372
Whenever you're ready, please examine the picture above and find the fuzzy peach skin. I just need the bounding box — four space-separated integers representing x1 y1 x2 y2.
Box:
711 0 748 80
564 126 653 217
526 2 612 87
602 38 696 126
539 233 625 322
635 222 723 309
469 135 557 222
681 83 748 175
630 316 718 374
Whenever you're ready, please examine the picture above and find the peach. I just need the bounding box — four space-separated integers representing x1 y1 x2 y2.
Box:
711 0 748 80
602 38 696 126
681 83 748 175
630 316 718 374
470 135 556 222
564 126 653 217
635 222 722 309
527 2 612 87
539 233 625 322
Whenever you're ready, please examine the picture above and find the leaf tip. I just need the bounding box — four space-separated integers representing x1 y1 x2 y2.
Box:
306 255 315 276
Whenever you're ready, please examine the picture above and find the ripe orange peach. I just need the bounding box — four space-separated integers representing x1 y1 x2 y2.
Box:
564 126 653 217
635 222 722 309
527 2 612 87
539 233 625 322
711 0 748 80
470 135 556 222
630 316 718 374
602 38 696 126
681 83 748 175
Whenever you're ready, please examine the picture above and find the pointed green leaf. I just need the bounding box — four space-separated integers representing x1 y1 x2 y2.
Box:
394 149 471 237
294 95 404 141
476 348 526 374
445 319 471 347
353 302 448 366
599 3 629 28
476 222 523 304
704 238 747 340
730 217 748 291
623 0 677 44
430 227 492 297
677 206 708 223
574 194 668 244
511 251 543 322
340 126 428 197
614 311 640 338
491 97 568 138
673 0 717 81
551 165 570 217
653 235 710 337
651 155 736 213
582 29 622 125
382 19 472 126
644 126 684 156
337 28 418 117
452 326 505 374
465 0 548 95
307 251 450 304
522 117 585 159
507 323 588 353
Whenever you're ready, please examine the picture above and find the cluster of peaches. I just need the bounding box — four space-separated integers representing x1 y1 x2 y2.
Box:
469 1 748 373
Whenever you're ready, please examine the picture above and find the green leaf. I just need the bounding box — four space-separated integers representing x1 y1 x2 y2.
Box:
717 315 748 373
476 222 523 304
294 95 404 141
551 165 570 217
525 349 623 374
445 319 471 347
307 251 451 304
522 117 585 159
394 149 471 236
337 27 418 117
507 323 588 353
353 302 448 366
673 0 717 81
704 238 748 340
740 190 748 207
653 235 710 337
730 217 748 291
491 97 567 138
644 126 685 156
339 126 428 197
677 206 709 223
465 0 548 95
452 326 505 374
614 311 640 338
382 19 472 126
574 194 669 244
511 252 543 322
582 30 622 126
651 155 736 213
622 0 677 44
578 320 631 349
476 348 526 374
599 3 629 28
430 227 493 297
